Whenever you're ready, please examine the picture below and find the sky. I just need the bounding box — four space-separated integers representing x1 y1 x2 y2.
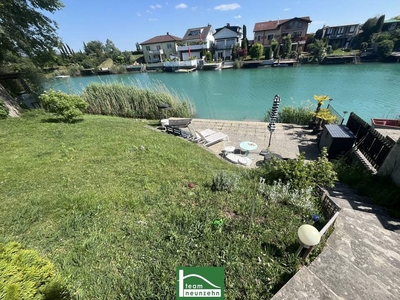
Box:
50 0 400 52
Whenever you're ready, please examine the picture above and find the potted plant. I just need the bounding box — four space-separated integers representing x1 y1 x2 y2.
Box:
309 95 331 129
312 108 337 135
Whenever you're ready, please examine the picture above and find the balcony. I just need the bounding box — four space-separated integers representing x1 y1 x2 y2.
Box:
148 49 164 55
215 45 234 50
177 44 207 52
163 60 197 67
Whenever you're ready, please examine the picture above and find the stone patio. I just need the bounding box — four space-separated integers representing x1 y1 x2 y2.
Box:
190 119 321 166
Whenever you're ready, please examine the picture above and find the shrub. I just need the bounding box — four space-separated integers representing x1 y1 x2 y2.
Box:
81 81 195 119
377 40 394 57
259 180 316 213
211 170 240 192
39 89 88 122
256 148 337 190
0 242 69 300
0 100 9 119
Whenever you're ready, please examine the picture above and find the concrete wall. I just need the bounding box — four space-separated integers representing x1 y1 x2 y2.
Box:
378 139 400 186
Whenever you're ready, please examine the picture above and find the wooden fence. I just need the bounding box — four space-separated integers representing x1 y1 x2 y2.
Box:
346 112 395 169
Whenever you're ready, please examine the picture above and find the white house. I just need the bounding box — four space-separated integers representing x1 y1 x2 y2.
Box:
214 23 242 60
178 25 215 61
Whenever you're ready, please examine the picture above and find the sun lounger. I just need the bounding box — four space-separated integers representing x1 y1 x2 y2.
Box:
160 118 192 128
198 131 228 147
187 125 216 143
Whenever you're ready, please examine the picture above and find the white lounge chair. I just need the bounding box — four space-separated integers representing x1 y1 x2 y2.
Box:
187 125 216 142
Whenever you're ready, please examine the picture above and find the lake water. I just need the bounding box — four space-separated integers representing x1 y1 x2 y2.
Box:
46 63 400 122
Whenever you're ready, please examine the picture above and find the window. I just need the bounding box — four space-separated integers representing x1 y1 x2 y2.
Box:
285 22 293 29
327 28 333 35
189 29 201 36
167 43 172 49
296 21 303 28
146 46 150 51
149 56 151 60
257 35 261 41
338 27 344 34
156 45 161 50
349 25 356 33
267 34 274 40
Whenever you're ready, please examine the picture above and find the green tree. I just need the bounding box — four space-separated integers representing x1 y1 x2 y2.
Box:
307 39 326 62
241 38 248 50
0 0 64 67
232 44 241 60
271 39 279 58
104 39 121 61
243 24 247 40
84 40 105 57
265 46 272 59
281 34 292 58
315 28 323 40
249 43 263 60
377 40 394 57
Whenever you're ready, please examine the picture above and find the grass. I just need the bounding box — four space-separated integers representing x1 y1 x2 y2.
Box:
0 111 327 299
98 58 114 69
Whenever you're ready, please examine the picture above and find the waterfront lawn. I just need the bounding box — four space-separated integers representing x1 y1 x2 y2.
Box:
0 111 321 299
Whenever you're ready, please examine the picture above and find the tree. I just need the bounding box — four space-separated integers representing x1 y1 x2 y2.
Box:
243 25 247 40
249 43 263 60
232 44 241 60
0 0 64 66
307 39 326 62
104 39 121 61
241 38 248 50
281 34 292 58
271 39 279 59
377 40 394 57
84 40 105 57
315 28 323 40
265 47 272 59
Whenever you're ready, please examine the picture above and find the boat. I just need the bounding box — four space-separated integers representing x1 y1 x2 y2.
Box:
55 75 70 78
273 63 289 67
174 68 196 73
202 62 222 70
371 118 400 130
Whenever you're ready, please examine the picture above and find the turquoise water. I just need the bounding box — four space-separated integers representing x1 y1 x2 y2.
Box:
46 63 400 122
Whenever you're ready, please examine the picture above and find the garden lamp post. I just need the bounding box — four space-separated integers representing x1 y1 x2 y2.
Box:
296 224 321 259
341 111 349 125
267 95 281 148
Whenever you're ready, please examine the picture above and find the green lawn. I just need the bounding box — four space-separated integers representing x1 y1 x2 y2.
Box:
0 111 326 299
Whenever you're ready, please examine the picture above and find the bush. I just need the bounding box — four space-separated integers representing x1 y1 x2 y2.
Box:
256 148 337 190
81 81 195 119
39 89 88 122
0 242 69 300
0 100 9 119
211 170 240 192
377 40 394 57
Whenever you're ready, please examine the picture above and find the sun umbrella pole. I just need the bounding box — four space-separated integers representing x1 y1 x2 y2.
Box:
267 95 281 148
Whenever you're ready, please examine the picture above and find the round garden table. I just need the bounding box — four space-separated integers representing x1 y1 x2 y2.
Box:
239 141 258 156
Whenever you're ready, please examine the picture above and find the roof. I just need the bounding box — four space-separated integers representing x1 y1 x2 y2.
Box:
324 23 360 28
215 25 241 35
384 19 400 24
182 25 213 40
254 16 311 32
140 34 182 45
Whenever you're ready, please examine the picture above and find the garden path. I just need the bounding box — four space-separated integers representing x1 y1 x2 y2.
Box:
272 182 400 300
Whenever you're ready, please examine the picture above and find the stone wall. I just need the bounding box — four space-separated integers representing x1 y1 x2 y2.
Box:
378 139 400 186
0 83 20 117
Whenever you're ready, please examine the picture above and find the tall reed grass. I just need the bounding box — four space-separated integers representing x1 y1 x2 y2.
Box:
264 103 314 125
81 80 195 119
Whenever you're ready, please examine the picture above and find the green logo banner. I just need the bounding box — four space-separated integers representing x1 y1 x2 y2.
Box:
176 267 224 299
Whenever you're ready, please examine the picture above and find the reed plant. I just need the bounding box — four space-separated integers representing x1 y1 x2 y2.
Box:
265 104 314 125
81 80 195 119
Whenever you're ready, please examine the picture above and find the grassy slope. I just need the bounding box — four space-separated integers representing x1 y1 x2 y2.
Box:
0 112 318 299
